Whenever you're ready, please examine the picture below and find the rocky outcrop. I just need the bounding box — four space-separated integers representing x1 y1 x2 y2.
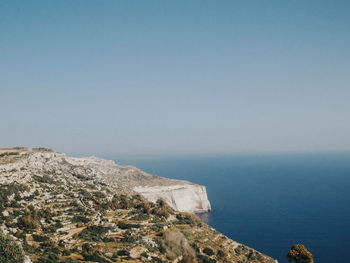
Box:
159 230 196 260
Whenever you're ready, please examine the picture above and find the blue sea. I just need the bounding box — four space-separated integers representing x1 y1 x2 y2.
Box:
111 152 350 263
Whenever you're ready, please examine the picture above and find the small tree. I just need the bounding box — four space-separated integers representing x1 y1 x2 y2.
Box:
287 244 314 263
0 232 25 263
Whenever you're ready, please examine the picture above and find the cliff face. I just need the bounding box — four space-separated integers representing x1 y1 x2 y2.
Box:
134 185 211 213
0 147 276 263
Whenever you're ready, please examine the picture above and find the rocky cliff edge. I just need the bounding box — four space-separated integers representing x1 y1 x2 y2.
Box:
0 147 210 213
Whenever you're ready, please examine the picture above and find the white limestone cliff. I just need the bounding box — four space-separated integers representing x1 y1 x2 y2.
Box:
133 184 211 213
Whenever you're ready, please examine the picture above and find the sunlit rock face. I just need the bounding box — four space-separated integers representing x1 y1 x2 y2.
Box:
133 184 211 213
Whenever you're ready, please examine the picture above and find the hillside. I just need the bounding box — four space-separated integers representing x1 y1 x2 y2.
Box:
0 147 276 263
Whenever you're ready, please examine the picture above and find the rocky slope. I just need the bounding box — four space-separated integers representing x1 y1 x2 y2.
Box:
0 147 276 263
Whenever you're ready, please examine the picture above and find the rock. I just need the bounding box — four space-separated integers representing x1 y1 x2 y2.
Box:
2 210 9 217
129 246 147 258
24 255 32 263
159 230 196 260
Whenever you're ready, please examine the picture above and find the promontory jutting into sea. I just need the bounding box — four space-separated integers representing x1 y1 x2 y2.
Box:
0 147 278 262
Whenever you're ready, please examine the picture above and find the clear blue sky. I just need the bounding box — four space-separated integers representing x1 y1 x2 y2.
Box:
1 1 349 156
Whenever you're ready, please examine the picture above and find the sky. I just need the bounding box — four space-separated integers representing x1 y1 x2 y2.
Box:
1 0 350 156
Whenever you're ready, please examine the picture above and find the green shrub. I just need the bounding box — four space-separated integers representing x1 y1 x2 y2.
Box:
71 215 90 223
117 221 140 229
82 243 91 253
133 199 152 214
32 234 50 242
117 249 130 256
117 194 132 209
33 174 55 184
217 249 225 258
129 212 150 221
175 213 202 226
120 230 136 243
203 247 215 256
94 191 106 199
37 252 59 263
151 223 164 232
197 254 216 263
17 212 39 230
0 183 28 207
61 249 71 256
83 251 110 263
43 224 58 234
0 231 25 263
151 199 173 219
78 225 109 241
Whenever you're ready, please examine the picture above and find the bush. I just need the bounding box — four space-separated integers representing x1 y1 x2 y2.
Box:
55 221 63 228
33 174 56 184
203 247 215 256
117 221 140 229
151 199 173 219
217 249 225 258
82 243 92 253
71 215 90 224
120 230 136 243
117 195 132 209
78 225 109 241
197 254 216 263
175 213 202 226
17 212 40 230
83 251 110 263
0 231 25 263
129 213 149 221
151 223 164 232
0 183 28 207
94 191 106 199
134 199 152 214
43 224 58 234
117 249 130 256
37 252 60 263
32 234 50 242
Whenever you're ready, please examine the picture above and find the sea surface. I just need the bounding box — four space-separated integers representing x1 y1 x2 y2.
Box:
111 152 350 263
